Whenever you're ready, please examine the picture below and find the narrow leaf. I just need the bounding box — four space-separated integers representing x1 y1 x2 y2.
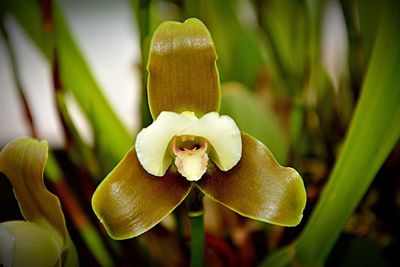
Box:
199 0 266 88
8 0 132 171
53 1 132 171
262 2 400 266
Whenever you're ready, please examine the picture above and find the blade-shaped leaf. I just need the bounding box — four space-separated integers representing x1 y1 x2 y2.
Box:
7 0 132 172
294 2 400 264
92 148 192 240
2 0 53 59
198 0 266 88
259 0 307 82
197 133 306 226
262 2 400 266
147 18 220 118
53 1 132 171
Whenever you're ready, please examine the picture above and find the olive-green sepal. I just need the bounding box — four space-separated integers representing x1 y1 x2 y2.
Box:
197 133 306 226
147 18 221 118
92 148 192 239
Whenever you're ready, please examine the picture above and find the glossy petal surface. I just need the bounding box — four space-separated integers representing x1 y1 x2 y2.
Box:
92 148 192 239
197 133 306 226
147 18 220 118
135 111 193 176
181 112 242 171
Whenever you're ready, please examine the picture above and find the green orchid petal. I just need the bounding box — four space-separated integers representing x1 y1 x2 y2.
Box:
0 138 77 267
92 148 192 239
147 18 221 118
197 133 306 226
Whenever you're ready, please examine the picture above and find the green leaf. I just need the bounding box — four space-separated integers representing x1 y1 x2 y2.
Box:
219 83 289 163
197 133 306 226
198 0 266 88
53 2 132 171
259 0 307 86
8 0 132 171
3 0 53 59
262 2 400 266
45 152 114 267
92 148 192 239
147 18 220 118
0 138 77 267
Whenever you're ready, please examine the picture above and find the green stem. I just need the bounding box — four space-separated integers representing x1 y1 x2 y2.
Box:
190 213 205 267
186 188 205 267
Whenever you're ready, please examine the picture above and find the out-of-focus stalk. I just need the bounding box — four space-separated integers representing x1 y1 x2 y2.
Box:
130 0 152 127
0 20 37 138
45 153 114 267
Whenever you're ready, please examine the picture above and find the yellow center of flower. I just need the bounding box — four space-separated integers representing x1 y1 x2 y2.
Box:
172 135 209 181
134 111 242 179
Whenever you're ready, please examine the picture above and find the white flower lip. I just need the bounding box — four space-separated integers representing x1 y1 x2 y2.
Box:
173 136 209 181
135 111 242 180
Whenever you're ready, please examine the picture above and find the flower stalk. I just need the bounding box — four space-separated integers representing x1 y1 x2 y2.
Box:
186 188 205 267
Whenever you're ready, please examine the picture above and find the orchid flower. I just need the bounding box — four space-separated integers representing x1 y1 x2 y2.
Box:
92 18 306 240
0 138 77 267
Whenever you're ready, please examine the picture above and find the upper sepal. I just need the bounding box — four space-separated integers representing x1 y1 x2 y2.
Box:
197 133 306 226
92 147 192 239
147 18 221 118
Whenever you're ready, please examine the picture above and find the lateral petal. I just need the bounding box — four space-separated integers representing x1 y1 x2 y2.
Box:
197 133 306 226
92 148 192 239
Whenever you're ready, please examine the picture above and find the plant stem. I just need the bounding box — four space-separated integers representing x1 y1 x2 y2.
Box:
186 188 205 267
190 213 205 267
